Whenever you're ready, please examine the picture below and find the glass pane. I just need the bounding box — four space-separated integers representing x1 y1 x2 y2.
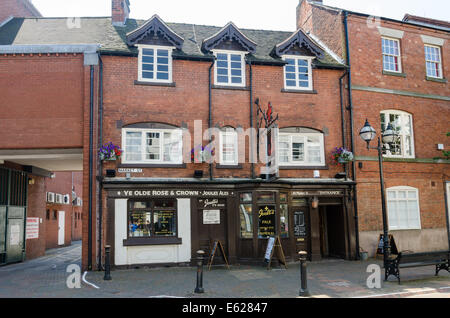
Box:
239 204 253 239
231 54 241 62
154 199 176 209
292 142 304 161
286 65 295 73
142 64 154 71
154 210 176 236
217 61 228 68
142 49 154 56
298 59 308 66
132 202 152 209
231 69 242 76
257 192 275 203
240 193 252 202
129 211 152 237
142 71 154 79
294 211 306 236
217 76 228 83
126 131 142 161
299 81 309 87
157 57 168 65
146 132 161 160
258 205 276 239
157 72 169 80
286 80 296 87
157 49 169 57
158 64 168 72
217 68 228 75
280 204 289 238
231 77 242 84
163 131 182 163
142 56 154 63
231 62 241 69
217 53 228 61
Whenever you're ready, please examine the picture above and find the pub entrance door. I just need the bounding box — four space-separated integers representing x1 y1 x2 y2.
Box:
319 205 346 259
196 198 228 265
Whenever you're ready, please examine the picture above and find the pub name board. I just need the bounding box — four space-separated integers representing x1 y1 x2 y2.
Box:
115 189 233 198
291 190 343 197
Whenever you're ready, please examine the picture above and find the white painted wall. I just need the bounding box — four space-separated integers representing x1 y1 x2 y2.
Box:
114 198 192 266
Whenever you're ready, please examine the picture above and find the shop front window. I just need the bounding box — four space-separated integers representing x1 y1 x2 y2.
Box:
128 200 177 238
239 193 253 239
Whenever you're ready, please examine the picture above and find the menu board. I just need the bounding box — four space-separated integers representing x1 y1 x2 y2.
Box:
258 205 275 238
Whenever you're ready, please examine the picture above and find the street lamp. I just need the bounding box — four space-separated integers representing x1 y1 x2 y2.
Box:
359 119 396 268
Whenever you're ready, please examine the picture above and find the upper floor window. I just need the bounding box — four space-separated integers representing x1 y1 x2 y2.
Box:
283 56 313 90
387 186 421 230
380 110 414 158
219 130 239 166
122 128 182 164
424 45 443 79
138 45 173 83
382 37 402 73
278 129 325 166
213 51 246 87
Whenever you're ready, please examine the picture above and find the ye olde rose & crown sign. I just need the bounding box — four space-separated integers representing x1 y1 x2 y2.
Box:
115 189 233 198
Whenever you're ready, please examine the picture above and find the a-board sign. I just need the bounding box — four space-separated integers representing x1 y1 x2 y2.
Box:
263 236 287 270
375 234 399 257
208 240 230 270
264 237 275 261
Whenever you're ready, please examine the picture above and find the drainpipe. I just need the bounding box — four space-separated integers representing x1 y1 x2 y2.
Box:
343 11 360 260
88 64 94 270
97 54 104 271
339 70 348 180
247 59 255 179
208 57 215 181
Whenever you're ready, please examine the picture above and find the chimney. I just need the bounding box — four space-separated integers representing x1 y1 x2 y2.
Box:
112 0 130 26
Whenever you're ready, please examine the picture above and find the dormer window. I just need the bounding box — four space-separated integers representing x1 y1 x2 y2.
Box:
138 45 174 83
213 50 246 87
283 56 313 91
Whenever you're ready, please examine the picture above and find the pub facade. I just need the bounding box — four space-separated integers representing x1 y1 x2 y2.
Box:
97 0 357 267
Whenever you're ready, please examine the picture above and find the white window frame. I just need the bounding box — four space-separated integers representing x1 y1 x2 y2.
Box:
213 50 247 87
278 132 325 166
381 37 402 73
380 110 415 159
219 130 239 166
386 186 422 230
282 55 314 91
121 128 183 165
137 44 174 83
424 44 443 79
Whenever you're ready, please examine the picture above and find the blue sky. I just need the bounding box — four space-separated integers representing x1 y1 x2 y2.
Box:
32 0 449 31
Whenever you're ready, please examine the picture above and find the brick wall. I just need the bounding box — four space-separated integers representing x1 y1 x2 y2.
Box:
0 54 85 149
25 175 46 260
0 0 41 23
100 56 347 180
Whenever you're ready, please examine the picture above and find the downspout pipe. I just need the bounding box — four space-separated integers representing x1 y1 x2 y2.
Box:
343 11 360 260
97 54 104 271
339 69 348 180
208 57 216 181
247 59 255 179
88 64 94 270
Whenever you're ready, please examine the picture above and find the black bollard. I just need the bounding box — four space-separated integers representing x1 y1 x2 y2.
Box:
104 245 112 281
299 251 309 297
194 250 205 294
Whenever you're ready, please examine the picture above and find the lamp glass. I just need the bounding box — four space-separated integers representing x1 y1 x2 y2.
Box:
382 122 396 144
359 120 376 143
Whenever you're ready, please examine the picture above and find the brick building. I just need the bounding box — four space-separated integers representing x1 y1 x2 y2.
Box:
297 0 450 256
0 0 447 270
0 0 41 24
0 0 86 264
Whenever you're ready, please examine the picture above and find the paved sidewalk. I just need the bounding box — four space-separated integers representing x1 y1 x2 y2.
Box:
0 242 448 298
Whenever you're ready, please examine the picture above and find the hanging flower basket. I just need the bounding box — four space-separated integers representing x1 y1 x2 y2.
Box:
331 147 353 165
99 142 122 161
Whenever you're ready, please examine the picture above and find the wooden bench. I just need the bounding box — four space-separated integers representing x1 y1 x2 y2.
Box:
385 251 450 284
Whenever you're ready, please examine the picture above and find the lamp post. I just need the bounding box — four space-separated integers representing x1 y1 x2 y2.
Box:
359 119 396 268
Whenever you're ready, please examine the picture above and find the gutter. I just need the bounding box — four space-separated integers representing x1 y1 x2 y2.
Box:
343 11 360 260
0 44 100 54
